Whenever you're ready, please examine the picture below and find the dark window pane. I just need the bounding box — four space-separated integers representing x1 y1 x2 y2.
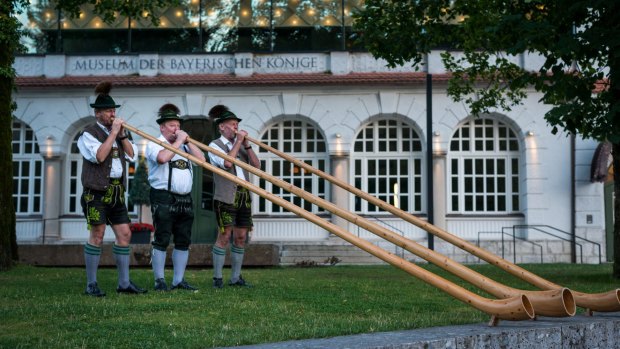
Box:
368 178 376 193
475 140 483 151
512 158 519 174
465 178 472 192
498 196 506 211
412 140 422 151
464 159 472 175
379 178 386 193
475 195 484 210
497 159 505 174
465 195 473 211
486 159 494 174
475 159 483 174
354 141 362 152
450 140 459 151
475 177 483 192
273 161 281 176
512 195 519 211
487 196 495 211
378 160 386 175
20 198 28 212
498 178 506 192
486 178 495 192
509 140 518 151
368 160 376 175
401 178 409 193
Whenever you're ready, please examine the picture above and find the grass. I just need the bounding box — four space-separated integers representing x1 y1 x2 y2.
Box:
0 263 618 348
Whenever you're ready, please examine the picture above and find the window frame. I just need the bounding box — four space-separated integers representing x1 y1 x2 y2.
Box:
448 118 521 214
351 118 424 215
257 119 329 215
12 121 44 216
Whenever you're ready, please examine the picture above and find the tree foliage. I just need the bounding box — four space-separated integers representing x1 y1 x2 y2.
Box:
354 0 620 277
55 0 180 27
0 0 28 271
355 0 619 140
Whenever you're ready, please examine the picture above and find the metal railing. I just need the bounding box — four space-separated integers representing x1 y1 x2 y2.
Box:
477 230 543 264
358 215 408 258
512 225 602 264
477 225 602 264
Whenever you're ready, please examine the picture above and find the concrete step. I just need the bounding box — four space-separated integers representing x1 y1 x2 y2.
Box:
280 244 385 265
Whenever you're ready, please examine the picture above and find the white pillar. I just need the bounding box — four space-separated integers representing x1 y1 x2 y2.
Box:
330 154 350 233
43 157 63 243
432 153 447 230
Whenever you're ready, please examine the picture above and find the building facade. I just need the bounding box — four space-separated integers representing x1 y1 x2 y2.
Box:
12 0 611 264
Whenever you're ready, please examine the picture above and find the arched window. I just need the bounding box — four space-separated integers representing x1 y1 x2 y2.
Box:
12 121 44 215
448 118 520 213
65 131 137 215
352 118 423 213
257 120 328 214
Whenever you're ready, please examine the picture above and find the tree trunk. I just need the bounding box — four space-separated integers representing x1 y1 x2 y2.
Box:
613 143 620 278
0 1 18 271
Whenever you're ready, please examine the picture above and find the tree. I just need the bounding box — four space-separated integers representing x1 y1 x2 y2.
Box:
129 156 150 223
1 0 179 271
0 0 26 271
354 0 620 277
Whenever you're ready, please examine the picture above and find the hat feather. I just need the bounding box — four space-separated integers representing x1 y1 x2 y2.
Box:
159 103 180 115
94 81 112 95
208 104 229 119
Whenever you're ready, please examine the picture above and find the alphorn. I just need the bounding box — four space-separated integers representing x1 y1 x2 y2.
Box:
123 124 534 325
187 138 574 318
244 135 620 315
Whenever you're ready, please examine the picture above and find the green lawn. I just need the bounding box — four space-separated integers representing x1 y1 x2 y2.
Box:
1 263 618 348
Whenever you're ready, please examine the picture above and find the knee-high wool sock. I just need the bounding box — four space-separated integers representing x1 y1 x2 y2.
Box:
212 246 226 279
113 244 131 288
230 244 245 283
84 243 101 285
152 248 167 280
172 249 189 286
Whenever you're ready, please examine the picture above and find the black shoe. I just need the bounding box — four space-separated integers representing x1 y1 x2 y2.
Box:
85 282 106 297
154 278 168 291
229 275 252 288
213 277 223 289
117 280 148 294
171 279 198 291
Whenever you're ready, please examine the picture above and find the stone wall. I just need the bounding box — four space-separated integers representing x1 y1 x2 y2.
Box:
17 244 279 267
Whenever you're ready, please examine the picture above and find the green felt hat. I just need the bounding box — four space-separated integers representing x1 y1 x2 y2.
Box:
90 94 120 109
214 110 242 125
209 105 242 125
90 81 120 109
156 103 183 125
